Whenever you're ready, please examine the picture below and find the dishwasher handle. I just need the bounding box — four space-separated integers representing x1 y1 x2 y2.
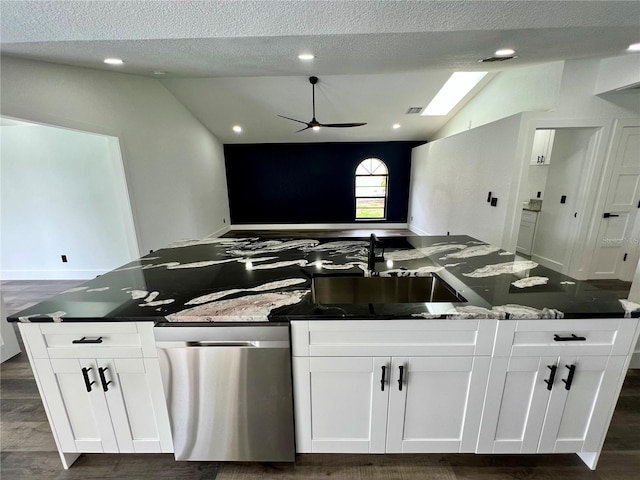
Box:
186 341 255 347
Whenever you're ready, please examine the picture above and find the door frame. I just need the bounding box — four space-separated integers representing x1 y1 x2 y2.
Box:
507 115 616 280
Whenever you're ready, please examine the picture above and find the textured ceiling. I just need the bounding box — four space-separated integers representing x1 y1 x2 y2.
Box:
2 1 639 143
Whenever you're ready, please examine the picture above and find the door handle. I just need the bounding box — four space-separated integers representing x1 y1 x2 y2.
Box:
380 365 386 391
81 367 95 392
98 367 112 392
562 364 576 391
544 364 557 391
603 213 620 218
398 365 404 391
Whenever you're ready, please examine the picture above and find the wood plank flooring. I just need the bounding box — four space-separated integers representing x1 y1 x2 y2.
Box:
2 257 639 479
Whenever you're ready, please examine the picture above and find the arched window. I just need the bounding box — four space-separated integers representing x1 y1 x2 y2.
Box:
355 158 388 220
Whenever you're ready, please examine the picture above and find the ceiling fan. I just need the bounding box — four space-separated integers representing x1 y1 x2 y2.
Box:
278 76 367 132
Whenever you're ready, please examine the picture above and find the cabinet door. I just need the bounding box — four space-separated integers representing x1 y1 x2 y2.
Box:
477 356 556 453
33 358 118 453
97 358 173 453
386 356 490 453
538 355 626 453
305 357 389 453
516 220 536 255
530 129 555 165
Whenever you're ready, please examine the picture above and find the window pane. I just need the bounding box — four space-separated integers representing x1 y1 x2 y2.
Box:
356 207 385 219
356 198 385 209
356 175 387 187
356 186 386 197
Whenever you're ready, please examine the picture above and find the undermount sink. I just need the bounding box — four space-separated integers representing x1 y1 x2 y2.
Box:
311 274 466 304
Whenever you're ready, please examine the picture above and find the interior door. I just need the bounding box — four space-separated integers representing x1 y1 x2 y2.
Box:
590 125 640 280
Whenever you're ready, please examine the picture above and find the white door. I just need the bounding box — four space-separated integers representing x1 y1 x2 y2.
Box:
532 129 596 273
307 356 389 453
538 355 626 453
34 358 118 453
98 358 173 453
386 356 490 453
477 356 555 454
590 125 640 280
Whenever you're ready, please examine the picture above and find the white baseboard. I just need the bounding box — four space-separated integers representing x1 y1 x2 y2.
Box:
0 269 106 281
230 223 408 231
408 224 430 236
207 225 232 238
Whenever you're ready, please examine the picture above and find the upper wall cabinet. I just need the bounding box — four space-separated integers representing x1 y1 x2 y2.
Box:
530 130 556 165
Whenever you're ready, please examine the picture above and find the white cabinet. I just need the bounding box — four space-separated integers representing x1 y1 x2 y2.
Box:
18 322 172 469
291 320 496 454
516 210 538 256
530 129 555 165
477 318 639 469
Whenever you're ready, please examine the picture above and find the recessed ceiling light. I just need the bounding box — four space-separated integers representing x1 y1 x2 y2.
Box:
153 71 167 75
422 72 488 116
298 53 315 61
628 42 640 52
495 48 516 57
392 123 401 129
104 58 124 65
312 126 320 131
232 125 242 133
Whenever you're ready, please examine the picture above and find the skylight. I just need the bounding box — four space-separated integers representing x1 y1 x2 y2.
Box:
421 72 487 116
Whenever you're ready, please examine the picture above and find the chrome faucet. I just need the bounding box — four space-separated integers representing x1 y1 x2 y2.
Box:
367 233 385 275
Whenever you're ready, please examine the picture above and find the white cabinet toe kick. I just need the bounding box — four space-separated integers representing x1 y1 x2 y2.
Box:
291 318 640 470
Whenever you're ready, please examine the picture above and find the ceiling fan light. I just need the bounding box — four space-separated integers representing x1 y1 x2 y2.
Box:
312 126 320 131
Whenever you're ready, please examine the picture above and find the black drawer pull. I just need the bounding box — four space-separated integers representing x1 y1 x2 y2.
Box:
380 365 386 392
81 367 95 392
563 364 576 390
398 365 404 391
98 367 112 392
72 336 103 344
544 364 557 391
553 334 586 342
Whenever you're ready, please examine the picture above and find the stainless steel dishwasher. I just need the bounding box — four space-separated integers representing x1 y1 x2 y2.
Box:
154 324 295 462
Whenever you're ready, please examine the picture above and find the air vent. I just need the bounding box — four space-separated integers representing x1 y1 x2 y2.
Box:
406 107 423 114
479 55 518 63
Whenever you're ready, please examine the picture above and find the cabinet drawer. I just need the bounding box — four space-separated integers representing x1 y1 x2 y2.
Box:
494 319 638 357
20 322 157 359
292 320 497 356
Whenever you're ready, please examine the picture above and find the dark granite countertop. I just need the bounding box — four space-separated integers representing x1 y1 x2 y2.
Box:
7 235 638 323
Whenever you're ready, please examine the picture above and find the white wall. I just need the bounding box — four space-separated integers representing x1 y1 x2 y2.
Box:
408 114 524 248
523 164 550 201
0 57 230 255
1 124 139 279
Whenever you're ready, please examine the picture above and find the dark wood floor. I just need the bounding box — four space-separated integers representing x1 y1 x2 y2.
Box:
1 243 638 479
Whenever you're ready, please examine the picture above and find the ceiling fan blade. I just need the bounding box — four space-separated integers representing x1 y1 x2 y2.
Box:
295 125 313 133
319 122 367 128
277 114 309 125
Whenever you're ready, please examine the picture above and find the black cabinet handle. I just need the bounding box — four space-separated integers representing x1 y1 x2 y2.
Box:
98 367 112 392
562 364 576 390
603 213 620 218
380 365 386 392
554 334 586 342
544 364 557 391
81 367 95 392
72 336 103 344
398 365 404 391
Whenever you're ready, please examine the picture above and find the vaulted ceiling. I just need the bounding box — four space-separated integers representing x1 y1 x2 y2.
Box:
2 1 639 143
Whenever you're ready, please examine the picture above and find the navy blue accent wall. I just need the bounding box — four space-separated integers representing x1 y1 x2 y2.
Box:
224 141 423 225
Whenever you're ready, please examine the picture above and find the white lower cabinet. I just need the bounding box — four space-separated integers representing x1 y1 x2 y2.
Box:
477 355 623 454
292 320 496 454
18 322 172 468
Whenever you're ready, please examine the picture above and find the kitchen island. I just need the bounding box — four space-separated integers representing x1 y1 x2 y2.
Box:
6 235 640 470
